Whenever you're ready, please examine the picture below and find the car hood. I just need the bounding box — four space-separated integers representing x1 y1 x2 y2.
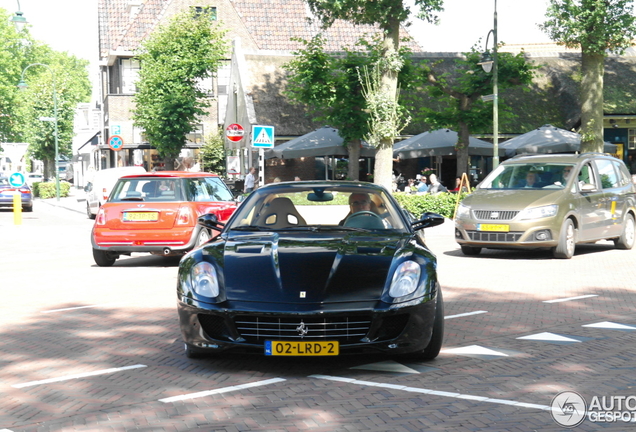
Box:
208 231 416 304
463 188 565 210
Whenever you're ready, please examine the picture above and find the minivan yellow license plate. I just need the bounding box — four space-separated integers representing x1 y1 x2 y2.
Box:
123 211 159 222
477 223 509 232
265 340 339 356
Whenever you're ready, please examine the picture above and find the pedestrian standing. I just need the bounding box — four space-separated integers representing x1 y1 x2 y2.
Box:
244 167 257 193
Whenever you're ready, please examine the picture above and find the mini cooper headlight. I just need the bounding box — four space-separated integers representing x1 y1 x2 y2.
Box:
389 261 421 298
189 262 219 298
519 204 558 220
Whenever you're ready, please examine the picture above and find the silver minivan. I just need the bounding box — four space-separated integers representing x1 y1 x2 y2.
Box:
84 166 146 219
454 153 636 258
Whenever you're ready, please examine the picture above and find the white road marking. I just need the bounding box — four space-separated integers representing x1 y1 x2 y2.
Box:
441 345 509 357
445 310 487 319
158 378 287 403
543 294 598 303
583 321 636 330
516 332 581 343
41 304 115 314
310 375 550 411
12 364 147 388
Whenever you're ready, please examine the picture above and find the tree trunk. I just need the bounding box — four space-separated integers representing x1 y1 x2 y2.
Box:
347 139 361 180
456 121 471 180
373 19 400 192
579 51 605 153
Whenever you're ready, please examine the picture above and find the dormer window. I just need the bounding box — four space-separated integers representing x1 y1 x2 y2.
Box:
192 6 217 21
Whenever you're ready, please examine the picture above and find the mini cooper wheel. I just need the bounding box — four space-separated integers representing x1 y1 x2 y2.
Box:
554 218 576 259
93 249 117 267
460 245 482 256
196 228 211 246
614 213 636 250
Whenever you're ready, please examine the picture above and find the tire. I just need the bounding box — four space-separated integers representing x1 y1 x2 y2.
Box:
196 228 211 247
614 213 636 250
87 202 95 219
403 288 444 361
461 245 482 256
23 205 33 212
93 249 117 267
184 343 206 359
554 218 576 259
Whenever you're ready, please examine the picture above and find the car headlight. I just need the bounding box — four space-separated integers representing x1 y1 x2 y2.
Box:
455 203 470 219
518 204 558 220
189 262 219 298
389 261 421 298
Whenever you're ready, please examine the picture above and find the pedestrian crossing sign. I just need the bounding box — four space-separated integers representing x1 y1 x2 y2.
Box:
251 125 275 148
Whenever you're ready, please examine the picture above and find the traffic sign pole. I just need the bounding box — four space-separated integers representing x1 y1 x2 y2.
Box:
13 193 22 225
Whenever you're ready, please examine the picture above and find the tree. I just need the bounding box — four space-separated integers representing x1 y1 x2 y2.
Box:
284 35 413 180
199 129 226 175
420 47 536 178
305 0 443 190
16 49 91 178
133 9 227 169
541 0 636 152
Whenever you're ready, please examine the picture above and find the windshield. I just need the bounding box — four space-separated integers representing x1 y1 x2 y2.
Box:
478 163 577 190
228 185 406 231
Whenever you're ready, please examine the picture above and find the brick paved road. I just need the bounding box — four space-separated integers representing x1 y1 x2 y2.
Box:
0 197 635 431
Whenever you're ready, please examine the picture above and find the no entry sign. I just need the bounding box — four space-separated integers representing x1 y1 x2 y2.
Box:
226 123 245 142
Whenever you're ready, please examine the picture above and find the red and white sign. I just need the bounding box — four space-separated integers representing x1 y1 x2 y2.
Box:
226 123 245 142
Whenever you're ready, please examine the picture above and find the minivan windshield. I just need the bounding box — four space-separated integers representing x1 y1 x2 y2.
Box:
479 163 576 190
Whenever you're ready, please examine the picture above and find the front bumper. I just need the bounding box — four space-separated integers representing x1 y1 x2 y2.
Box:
454 219 560 249
177 296 437 357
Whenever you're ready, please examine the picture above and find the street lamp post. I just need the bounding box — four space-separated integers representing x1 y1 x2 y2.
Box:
18 63 60 201
10 0 28 32
479 0 499 170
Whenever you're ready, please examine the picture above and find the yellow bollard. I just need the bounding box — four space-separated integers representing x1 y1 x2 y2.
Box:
13 192 22 225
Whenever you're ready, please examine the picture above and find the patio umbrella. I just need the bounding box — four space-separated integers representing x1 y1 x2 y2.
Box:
264 126 377 159
499 124 618 156
392 129 504 159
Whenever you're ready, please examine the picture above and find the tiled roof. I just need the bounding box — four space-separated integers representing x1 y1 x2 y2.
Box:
98 0 421 57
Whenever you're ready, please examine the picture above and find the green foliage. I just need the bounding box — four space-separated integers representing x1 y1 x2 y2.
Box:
200 130 226 175
133 10 228 166
541 0 636 54
36 180 71 199
393 191 470 219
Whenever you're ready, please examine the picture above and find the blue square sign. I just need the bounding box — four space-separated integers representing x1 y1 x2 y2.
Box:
252 125 275 148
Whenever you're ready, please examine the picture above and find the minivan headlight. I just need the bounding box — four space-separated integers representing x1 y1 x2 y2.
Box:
455 203 470 219
518 204 558 220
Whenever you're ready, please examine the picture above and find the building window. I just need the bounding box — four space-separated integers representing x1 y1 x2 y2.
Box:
192 6 217 20
187 124 204 145
121 58 140 94
216 61 231 96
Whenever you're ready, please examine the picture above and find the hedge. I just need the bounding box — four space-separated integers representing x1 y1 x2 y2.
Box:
33 181 71 199
393 191 470 219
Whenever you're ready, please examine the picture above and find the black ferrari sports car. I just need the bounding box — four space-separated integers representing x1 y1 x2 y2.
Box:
177 181 445 359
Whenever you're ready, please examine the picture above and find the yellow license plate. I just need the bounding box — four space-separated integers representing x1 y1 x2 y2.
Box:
478 223 509 232
265 340 339 356
123 211 159 222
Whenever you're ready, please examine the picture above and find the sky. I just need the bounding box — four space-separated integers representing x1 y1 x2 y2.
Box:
1 0 552 87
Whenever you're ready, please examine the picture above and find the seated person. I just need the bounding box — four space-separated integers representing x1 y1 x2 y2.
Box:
339 193 388 228
518 171 541 188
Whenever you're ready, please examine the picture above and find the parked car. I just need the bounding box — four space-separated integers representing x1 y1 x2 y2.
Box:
455 153 636 259
176 181 445 359
91 171 238 266
0 176 33 212
25 173 44 187
85 166 146 219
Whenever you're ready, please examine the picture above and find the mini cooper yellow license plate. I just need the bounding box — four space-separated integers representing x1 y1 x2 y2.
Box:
477 223 509 232
123 211 159 222
265 340 339 356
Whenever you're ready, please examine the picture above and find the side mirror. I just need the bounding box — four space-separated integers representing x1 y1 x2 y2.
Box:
198 213 225 232
235 195 245 203
580 183 596 193
412 212 445 231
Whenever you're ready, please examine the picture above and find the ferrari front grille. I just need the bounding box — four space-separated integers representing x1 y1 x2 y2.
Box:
234 315 372 344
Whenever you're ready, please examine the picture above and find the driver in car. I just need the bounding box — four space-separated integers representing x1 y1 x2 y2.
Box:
339 193 372 225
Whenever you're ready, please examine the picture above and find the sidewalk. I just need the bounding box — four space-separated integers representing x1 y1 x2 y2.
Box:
37 186 87 215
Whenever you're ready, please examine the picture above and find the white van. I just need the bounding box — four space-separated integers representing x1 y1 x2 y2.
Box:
85 166 146 219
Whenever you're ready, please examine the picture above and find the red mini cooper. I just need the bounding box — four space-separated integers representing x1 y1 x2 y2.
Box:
91 171 238 266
